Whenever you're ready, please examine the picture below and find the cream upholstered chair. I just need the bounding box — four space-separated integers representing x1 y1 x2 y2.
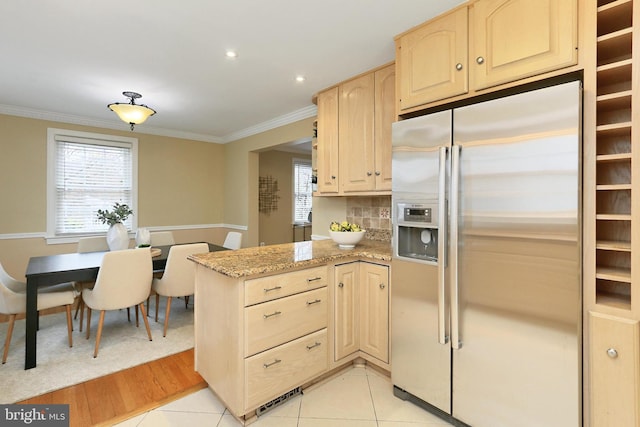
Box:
82 248 153 358
150 231 175 246
0 267 76 364
75 236 110 328
77 236 109 253
222 232 242 250
151 243 209 337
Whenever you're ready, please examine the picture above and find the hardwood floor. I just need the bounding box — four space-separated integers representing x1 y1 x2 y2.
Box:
17 349 207 427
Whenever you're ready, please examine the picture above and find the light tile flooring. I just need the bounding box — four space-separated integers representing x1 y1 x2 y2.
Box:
114 366 452 427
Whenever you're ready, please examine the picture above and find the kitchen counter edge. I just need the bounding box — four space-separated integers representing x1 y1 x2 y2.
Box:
189 239 391 278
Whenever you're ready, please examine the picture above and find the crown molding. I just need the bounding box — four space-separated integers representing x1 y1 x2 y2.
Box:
0 102 318 145
220 105 318 143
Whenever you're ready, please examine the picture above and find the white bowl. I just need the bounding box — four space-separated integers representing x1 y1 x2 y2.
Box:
329 230 366 249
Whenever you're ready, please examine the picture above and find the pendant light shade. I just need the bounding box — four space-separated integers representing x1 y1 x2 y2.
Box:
108 91 156 130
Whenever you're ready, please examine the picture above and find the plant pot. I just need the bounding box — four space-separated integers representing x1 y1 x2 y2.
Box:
135 227 151 247
107 223 129 251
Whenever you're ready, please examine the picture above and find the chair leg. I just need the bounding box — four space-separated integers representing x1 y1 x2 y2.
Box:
127 307 131 322
155 294 160 322
93 310 105 358
138 303 153 341
2 314 16 364
86 307 92 340
185 295 189 309
79 298 84 332
65 305 73 348
163 296 172 337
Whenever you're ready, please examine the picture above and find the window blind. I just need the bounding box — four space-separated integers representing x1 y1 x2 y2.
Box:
293 159 313 223
54 138 133 235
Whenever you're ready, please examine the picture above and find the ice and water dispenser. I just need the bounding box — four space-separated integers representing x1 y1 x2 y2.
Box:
394 201 441 264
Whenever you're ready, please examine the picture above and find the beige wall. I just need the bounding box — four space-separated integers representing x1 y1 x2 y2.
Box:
258 150 311 245
223 117 317 247
0 114 226 278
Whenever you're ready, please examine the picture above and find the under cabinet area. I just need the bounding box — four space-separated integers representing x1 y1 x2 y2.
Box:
395 0 579 113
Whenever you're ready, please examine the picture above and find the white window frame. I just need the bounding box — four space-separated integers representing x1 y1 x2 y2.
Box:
46 128 138 244
292 158 313 224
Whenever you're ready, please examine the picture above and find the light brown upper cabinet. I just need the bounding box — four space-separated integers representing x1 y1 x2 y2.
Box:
470 0 578 90
396 7 468 110
316 63 395 195
396 0 578 112
316 87 339 193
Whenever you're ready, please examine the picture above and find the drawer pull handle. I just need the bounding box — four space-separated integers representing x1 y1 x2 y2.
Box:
264 285 282 293
338 282 344 288
306 342 322 350
263 359 282 368
607 348 618 358
307 277 322 283
306 299 322 306
379 283 385 289
263 310 282 319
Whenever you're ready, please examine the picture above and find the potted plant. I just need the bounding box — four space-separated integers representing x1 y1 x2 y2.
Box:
97 202 133 251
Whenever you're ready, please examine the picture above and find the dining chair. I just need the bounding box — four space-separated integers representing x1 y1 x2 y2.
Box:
82 248 153 358
77 236 109 253
222 231 242 250
150 231 175 246
75 236 109 329
151 243 209 337
0 270 76 364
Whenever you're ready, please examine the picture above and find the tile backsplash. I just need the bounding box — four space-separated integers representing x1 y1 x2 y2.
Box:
346 196 391 242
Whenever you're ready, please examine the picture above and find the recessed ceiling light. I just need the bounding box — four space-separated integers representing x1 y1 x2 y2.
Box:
226 50 238 59
295 75 306 82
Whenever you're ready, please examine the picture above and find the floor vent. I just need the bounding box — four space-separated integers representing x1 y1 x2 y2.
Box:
256 386 302 416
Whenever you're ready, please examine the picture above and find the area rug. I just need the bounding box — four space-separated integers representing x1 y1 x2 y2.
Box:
0 297 194 403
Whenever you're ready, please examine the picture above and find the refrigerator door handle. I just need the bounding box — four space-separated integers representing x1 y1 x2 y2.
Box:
438 146 448 345
450 144 461 349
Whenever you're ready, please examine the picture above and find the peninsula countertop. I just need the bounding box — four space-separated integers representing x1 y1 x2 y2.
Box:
189 239 392 278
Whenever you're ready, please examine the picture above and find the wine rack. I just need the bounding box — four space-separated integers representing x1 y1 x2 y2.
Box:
594 0 634 311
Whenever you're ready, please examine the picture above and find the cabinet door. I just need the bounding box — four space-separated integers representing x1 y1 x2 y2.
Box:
396 7 468 110
334 262 359 360
470 0 577 90
317 87 339 193
589 312 640 426
360 263 389 363
374 64 395 192
339 73 375 193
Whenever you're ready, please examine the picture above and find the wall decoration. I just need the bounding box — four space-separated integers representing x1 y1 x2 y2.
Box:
259 175 280 214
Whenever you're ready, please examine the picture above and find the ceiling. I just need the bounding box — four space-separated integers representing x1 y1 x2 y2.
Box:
0 0 464 144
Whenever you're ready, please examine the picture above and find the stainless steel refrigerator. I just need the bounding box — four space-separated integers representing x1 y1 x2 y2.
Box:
391 80 582 427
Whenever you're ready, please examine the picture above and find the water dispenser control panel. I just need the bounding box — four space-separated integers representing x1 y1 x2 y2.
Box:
394 201 441 264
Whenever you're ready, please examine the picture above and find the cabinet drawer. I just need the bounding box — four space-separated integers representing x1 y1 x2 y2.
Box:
245 287 327 356
245 329 327 410
245 266 327 306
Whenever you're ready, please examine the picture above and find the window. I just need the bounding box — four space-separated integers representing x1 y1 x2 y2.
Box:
293 158 313 223
47 128 138 241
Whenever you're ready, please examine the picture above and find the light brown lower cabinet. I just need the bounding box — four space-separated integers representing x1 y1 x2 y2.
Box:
589 312 640 426
334 261 390 364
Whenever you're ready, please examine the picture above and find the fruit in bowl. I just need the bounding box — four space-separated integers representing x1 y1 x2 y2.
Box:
329 221 366 249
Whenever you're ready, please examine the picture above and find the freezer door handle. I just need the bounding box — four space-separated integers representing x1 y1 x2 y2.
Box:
438 146 448 345
450 144 461 349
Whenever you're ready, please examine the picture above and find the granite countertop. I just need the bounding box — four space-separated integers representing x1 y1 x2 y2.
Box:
189 239 392 278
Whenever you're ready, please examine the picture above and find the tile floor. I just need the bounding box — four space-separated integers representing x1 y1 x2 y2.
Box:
114 365 452 427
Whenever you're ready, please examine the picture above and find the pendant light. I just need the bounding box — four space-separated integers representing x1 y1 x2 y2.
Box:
108 91 156 131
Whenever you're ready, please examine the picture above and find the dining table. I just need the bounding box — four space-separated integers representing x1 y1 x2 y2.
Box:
23 242 227 370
